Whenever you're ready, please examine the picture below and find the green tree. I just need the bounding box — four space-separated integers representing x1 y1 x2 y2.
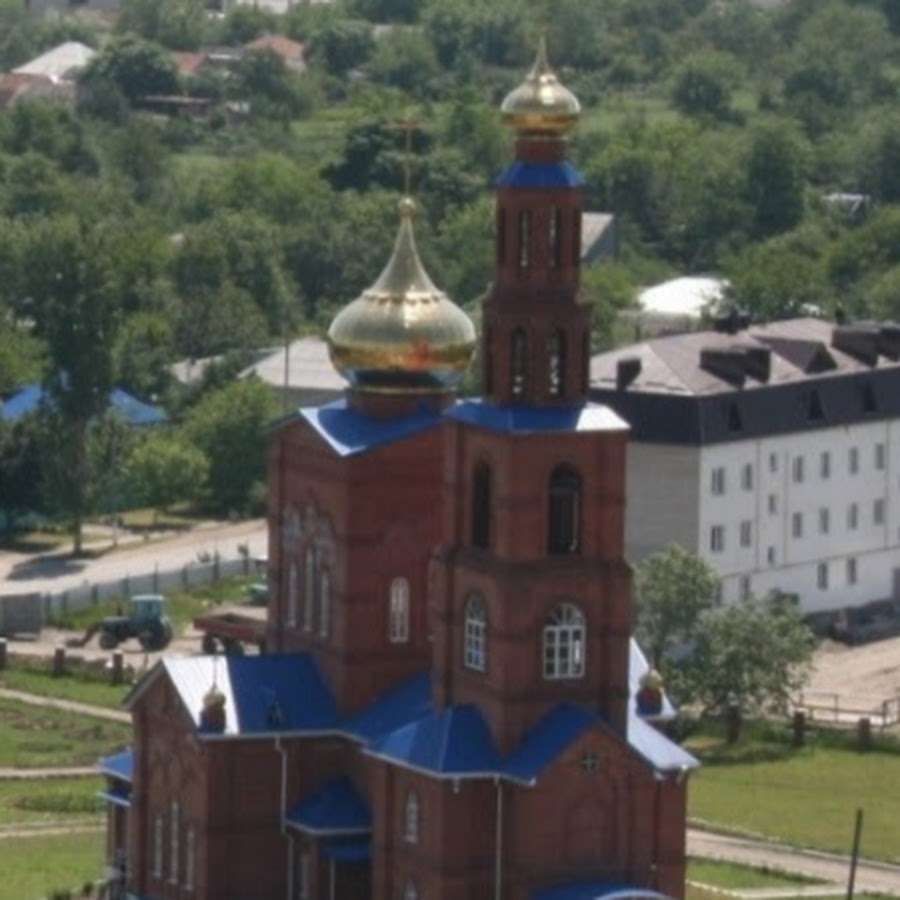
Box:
745 121 808 239
366 28 439 97
234 48 314 125
670 51 739 121
125 433 208 522
79 35 180 106
113 312 175 401
182 378 278 514
0 417 44 536
117 0 205 49
306 18 375 76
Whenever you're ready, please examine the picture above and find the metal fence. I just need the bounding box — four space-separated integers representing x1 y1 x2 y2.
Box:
792 690 900 729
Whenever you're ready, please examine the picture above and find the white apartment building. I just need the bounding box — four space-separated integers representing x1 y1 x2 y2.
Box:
590 317 900 614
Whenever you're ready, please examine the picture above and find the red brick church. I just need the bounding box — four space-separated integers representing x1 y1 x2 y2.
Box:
100 43 696 900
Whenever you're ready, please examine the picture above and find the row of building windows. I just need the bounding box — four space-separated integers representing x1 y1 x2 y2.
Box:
497 205 581 272
710 499 887 553
734 556 859 601
710 443 888 496
463 594 585 680
503 327 588 400
151 801 195 891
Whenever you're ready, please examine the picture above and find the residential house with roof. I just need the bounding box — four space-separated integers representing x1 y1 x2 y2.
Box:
101 44 696 900
590 317 900 615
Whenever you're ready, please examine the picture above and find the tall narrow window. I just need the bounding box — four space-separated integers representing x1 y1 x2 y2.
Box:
548 207 563 269
849 446 859 474
152 814 163 879
297 846 311 900
303 548 314 632
847 557 858 585
543 603 585 680
548 465 581 554
318 570 330 638
184 826 195 891
472 463 491 549
287 562 298 628
389 577 409 643
404 880 419 900
169 801 180 884
817 562 828 590
547 329 565 397
572 208 582 266
517 209 531 269
511 329 527 398
876 442 886 470
404 792 420 843
464 593 487 672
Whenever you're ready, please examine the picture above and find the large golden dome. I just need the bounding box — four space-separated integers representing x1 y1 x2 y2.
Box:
327 198 476 394
501 36 581 136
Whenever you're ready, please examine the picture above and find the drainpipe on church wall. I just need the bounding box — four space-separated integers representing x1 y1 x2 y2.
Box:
276 737 293 900
494 779 504 900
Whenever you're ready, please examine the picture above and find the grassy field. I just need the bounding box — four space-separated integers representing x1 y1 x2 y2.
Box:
0 697 130 769
687 858 824 889
687 725 900 864
0 827 105 900
0 665 132 710
0 776 104 827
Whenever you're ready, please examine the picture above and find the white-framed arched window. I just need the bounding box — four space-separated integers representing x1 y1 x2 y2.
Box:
404 879 419 900
543 603 585 680
464 593 487 672
389 577 410 643
404 790 420 843
287 562 298 627
303 547 315 632
318 570 330 638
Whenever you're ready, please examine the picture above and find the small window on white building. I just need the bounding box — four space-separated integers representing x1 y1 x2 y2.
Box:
874 498 886 525
769 452 778 473
710 525 725 553
848 503 859 530
817 562 828 590
792 456 805 484
739 520 752 548
741 463 753 491
876 442 886 471
849 446 859 474
711 467 726 496
767 494 777 515
404 791 420 844
791 512 803 539
767 546 776 565
739 575 751 600
847 557 858 585
389 577 410 643
819 508 830 535
820 451 831 479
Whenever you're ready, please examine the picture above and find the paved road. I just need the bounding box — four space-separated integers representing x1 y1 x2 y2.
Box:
0 519 267 597
688 828 900 895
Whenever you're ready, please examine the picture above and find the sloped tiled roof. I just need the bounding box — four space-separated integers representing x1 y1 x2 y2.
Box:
285 777 370 835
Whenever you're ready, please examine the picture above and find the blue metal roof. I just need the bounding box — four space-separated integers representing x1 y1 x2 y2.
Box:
286 777 371 836
447 401 627 436
1 383 166 425
495 161 585 190
161 654 340 737
502 705 595 785
533 882 672 900
298 400 443 457
368 705 501 777
97 749 134 782
323 837 372 862
343 672 432 745
626 713 697 773
98 784 131 809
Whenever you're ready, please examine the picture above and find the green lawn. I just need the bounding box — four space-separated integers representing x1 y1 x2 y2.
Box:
0 697 130 769
0 776 105 827
0 827 105 900
1 665 131 710
688 729 900 864
687 857 824 889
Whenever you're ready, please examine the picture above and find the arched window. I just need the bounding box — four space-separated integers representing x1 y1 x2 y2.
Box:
169 800 180 884
548 207 563 269
404 879 419 900
511 329 527 399
152 814 163 878
518 209 531 269
318 570 330 638
184 825 195 891
548 465 581 554
464 593 487 671
303 548 315 632
547 329 566 397
389 577 410 643
287 562 298 627
472 463 491 549
404 791 420 843
543 604 585 680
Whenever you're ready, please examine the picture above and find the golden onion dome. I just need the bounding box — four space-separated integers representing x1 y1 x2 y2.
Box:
501 36 581 136
327 198 476 394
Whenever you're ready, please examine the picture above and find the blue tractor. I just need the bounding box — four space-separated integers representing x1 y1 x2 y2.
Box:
96 594 174 651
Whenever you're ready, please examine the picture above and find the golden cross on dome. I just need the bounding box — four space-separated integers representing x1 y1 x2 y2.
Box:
391 117 419 196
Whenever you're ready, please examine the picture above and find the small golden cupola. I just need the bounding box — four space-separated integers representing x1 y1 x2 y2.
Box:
500 36 581 137
327 197 476 397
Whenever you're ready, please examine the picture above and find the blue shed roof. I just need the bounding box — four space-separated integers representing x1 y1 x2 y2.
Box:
286 777 371 836
446 401 627 436
98 783 131 809
97 749 134 782
502 705 595 785
495 161 585 190
1 384 166 425
299 400 443 457
323 837 371 862
343 671 432 744
533 882 672 900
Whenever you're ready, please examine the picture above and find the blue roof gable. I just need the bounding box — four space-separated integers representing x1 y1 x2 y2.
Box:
447 400 627 436
343 672 432 745
299 399 443 457
97 749 134 782
1 384 166 425
502 705 595 785
495 161 585 190
286 777 371 836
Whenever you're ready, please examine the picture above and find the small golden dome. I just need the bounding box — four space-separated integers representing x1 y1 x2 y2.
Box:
501 36 581 136
640 669 664 692
203 684 226 709
327 198 476 394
